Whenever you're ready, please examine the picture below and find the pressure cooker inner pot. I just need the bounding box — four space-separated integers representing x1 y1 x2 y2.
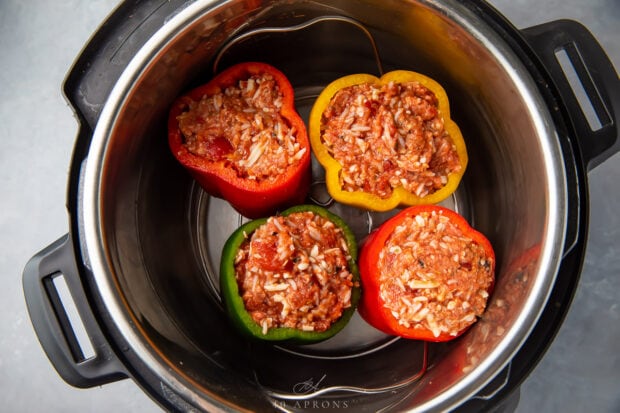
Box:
90 0 566 410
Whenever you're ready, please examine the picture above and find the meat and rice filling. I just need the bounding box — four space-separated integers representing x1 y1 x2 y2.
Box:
377 209 493 338
234 211 354 334
320 81 461 198
176 72 306 181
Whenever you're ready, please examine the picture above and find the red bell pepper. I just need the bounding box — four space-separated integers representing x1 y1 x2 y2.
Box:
358 205 495 342
168 62 311 218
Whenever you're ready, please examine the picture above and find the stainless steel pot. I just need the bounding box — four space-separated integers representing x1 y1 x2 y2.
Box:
23 0 619 412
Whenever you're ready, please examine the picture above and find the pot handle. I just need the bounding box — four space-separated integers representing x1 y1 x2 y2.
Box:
522 20 619 171
22 234 128 388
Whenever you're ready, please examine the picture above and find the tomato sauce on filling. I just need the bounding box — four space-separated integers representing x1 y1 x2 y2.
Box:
176 73 306 182
320 81 461 199
377 210 493 338
234 212 354 334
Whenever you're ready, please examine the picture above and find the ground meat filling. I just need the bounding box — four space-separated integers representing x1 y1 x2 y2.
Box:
176 72 306 182
234 212 354 334
377 210 493 338
320 81 461 199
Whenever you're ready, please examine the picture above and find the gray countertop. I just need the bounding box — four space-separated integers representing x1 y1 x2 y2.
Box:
1 1 618 412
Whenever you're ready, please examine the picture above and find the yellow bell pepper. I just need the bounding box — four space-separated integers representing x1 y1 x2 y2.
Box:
309 70 468 211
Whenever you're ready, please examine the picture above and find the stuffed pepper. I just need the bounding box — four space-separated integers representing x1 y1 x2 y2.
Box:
168 62 311 218
309 70 467 211
220 205 360 343
358 205 494 342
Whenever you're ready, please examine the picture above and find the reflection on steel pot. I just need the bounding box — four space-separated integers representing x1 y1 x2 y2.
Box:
22 0 619 412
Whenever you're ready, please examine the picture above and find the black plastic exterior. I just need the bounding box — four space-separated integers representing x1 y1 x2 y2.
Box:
60 2 203 410
22 0 618 412
457 2 600 411
64 0 191 221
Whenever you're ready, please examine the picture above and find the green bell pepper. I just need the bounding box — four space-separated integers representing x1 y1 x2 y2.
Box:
219 205 360 343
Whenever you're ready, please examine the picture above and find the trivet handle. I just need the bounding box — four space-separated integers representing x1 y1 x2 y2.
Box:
22 234 127 388
523 19 619 171
212 15 384 76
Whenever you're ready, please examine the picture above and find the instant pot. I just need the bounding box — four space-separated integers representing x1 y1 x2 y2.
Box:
23 0 619 411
